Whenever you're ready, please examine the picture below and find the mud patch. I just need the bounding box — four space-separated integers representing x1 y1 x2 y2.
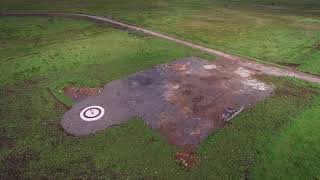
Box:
174 150 200 170
64 86 102 102
0 136 15 148
61 57 273 148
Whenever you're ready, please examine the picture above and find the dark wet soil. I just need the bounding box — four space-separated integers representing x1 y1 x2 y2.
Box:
61 57 273 148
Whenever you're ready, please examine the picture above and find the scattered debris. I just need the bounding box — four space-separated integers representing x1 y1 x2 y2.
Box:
219 107 245 122
174 150 200 170
64 86 102 101
234 67 253 78
241 79 268 91
315 42 320 50
173 64 188 71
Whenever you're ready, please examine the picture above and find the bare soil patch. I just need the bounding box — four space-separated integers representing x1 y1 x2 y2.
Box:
64 86 102 102
174 150 200 170
61 57 273 148
0 137 15 148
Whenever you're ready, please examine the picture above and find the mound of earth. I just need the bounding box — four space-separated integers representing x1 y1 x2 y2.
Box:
61 57 273 148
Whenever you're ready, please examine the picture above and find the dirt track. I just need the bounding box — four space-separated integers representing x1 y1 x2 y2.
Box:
2 12 320 84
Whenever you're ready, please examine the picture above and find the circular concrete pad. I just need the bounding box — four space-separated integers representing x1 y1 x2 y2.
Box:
80 106 105 122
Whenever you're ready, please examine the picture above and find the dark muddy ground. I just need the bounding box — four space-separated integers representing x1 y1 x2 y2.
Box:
61 57 273 148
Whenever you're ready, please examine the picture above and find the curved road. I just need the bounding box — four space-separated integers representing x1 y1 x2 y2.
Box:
2 12 320 84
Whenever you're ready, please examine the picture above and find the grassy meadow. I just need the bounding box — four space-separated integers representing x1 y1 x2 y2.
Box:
1 0 320 74
0 16 320 179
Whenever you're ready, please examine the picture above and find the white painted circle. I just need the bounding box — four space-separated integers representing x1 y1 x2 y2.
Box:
80 106 105 122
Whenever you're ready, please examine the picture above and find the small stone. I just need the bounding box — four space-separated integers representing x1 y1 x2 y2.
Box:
172 85 180 90
203 64 217 70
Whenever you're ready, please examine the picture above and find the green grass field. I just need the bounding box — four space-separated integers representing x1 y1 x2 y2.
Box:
1 0 320 75
1 16 320 179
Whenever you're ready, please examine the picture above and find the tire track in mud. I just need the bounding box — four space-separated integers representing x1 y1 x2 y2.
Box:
2 12 320 84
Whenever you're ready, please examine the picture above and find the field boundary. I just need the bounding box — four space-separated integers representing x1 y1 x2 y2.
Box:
2 12 320 84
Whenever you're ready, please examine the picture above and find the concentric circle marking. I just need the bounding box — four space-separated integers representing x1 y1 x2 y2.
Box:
80 106 105 122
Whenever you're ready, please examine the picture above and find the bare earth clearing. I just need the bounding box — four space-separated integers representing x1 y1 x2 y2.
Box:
61 58 273 148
